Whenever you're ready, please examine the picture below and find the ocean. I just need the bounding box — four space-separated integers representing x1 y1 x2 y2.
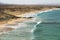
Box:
0 8 60 40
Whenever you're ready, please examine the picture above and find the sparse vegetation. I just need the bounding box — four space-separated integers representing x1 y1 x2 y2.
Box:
0 5 56 16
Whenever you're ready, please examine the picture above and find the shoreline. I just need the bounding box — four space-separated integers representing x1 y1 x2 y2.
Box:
19 8 60 17
0 8 59 34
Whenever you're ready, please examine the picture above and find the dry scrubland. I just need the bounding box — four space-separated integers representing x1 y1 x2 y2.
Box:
0 5 56 16
0 5 57 24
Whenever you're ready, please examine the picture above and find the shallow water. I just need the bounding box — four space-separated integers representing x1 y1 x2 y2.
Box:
0 22 37 40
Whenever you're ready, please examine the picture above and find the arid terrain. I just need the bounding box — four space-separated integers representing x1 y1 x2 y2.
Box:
0 5 59 33
0 5 57 16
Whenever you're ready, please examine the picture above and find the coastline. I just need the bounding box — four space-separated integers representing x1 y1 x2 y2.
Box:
0 7 58 34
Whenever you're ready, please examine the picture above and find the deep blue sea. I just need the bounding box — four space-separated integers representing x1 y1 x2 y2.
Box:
0 9 60 40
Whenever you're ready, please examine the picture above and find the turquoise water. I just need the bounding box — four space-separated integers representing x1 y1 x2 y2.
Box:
0 9 60 40
33 9 60 40
33 23 60 40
